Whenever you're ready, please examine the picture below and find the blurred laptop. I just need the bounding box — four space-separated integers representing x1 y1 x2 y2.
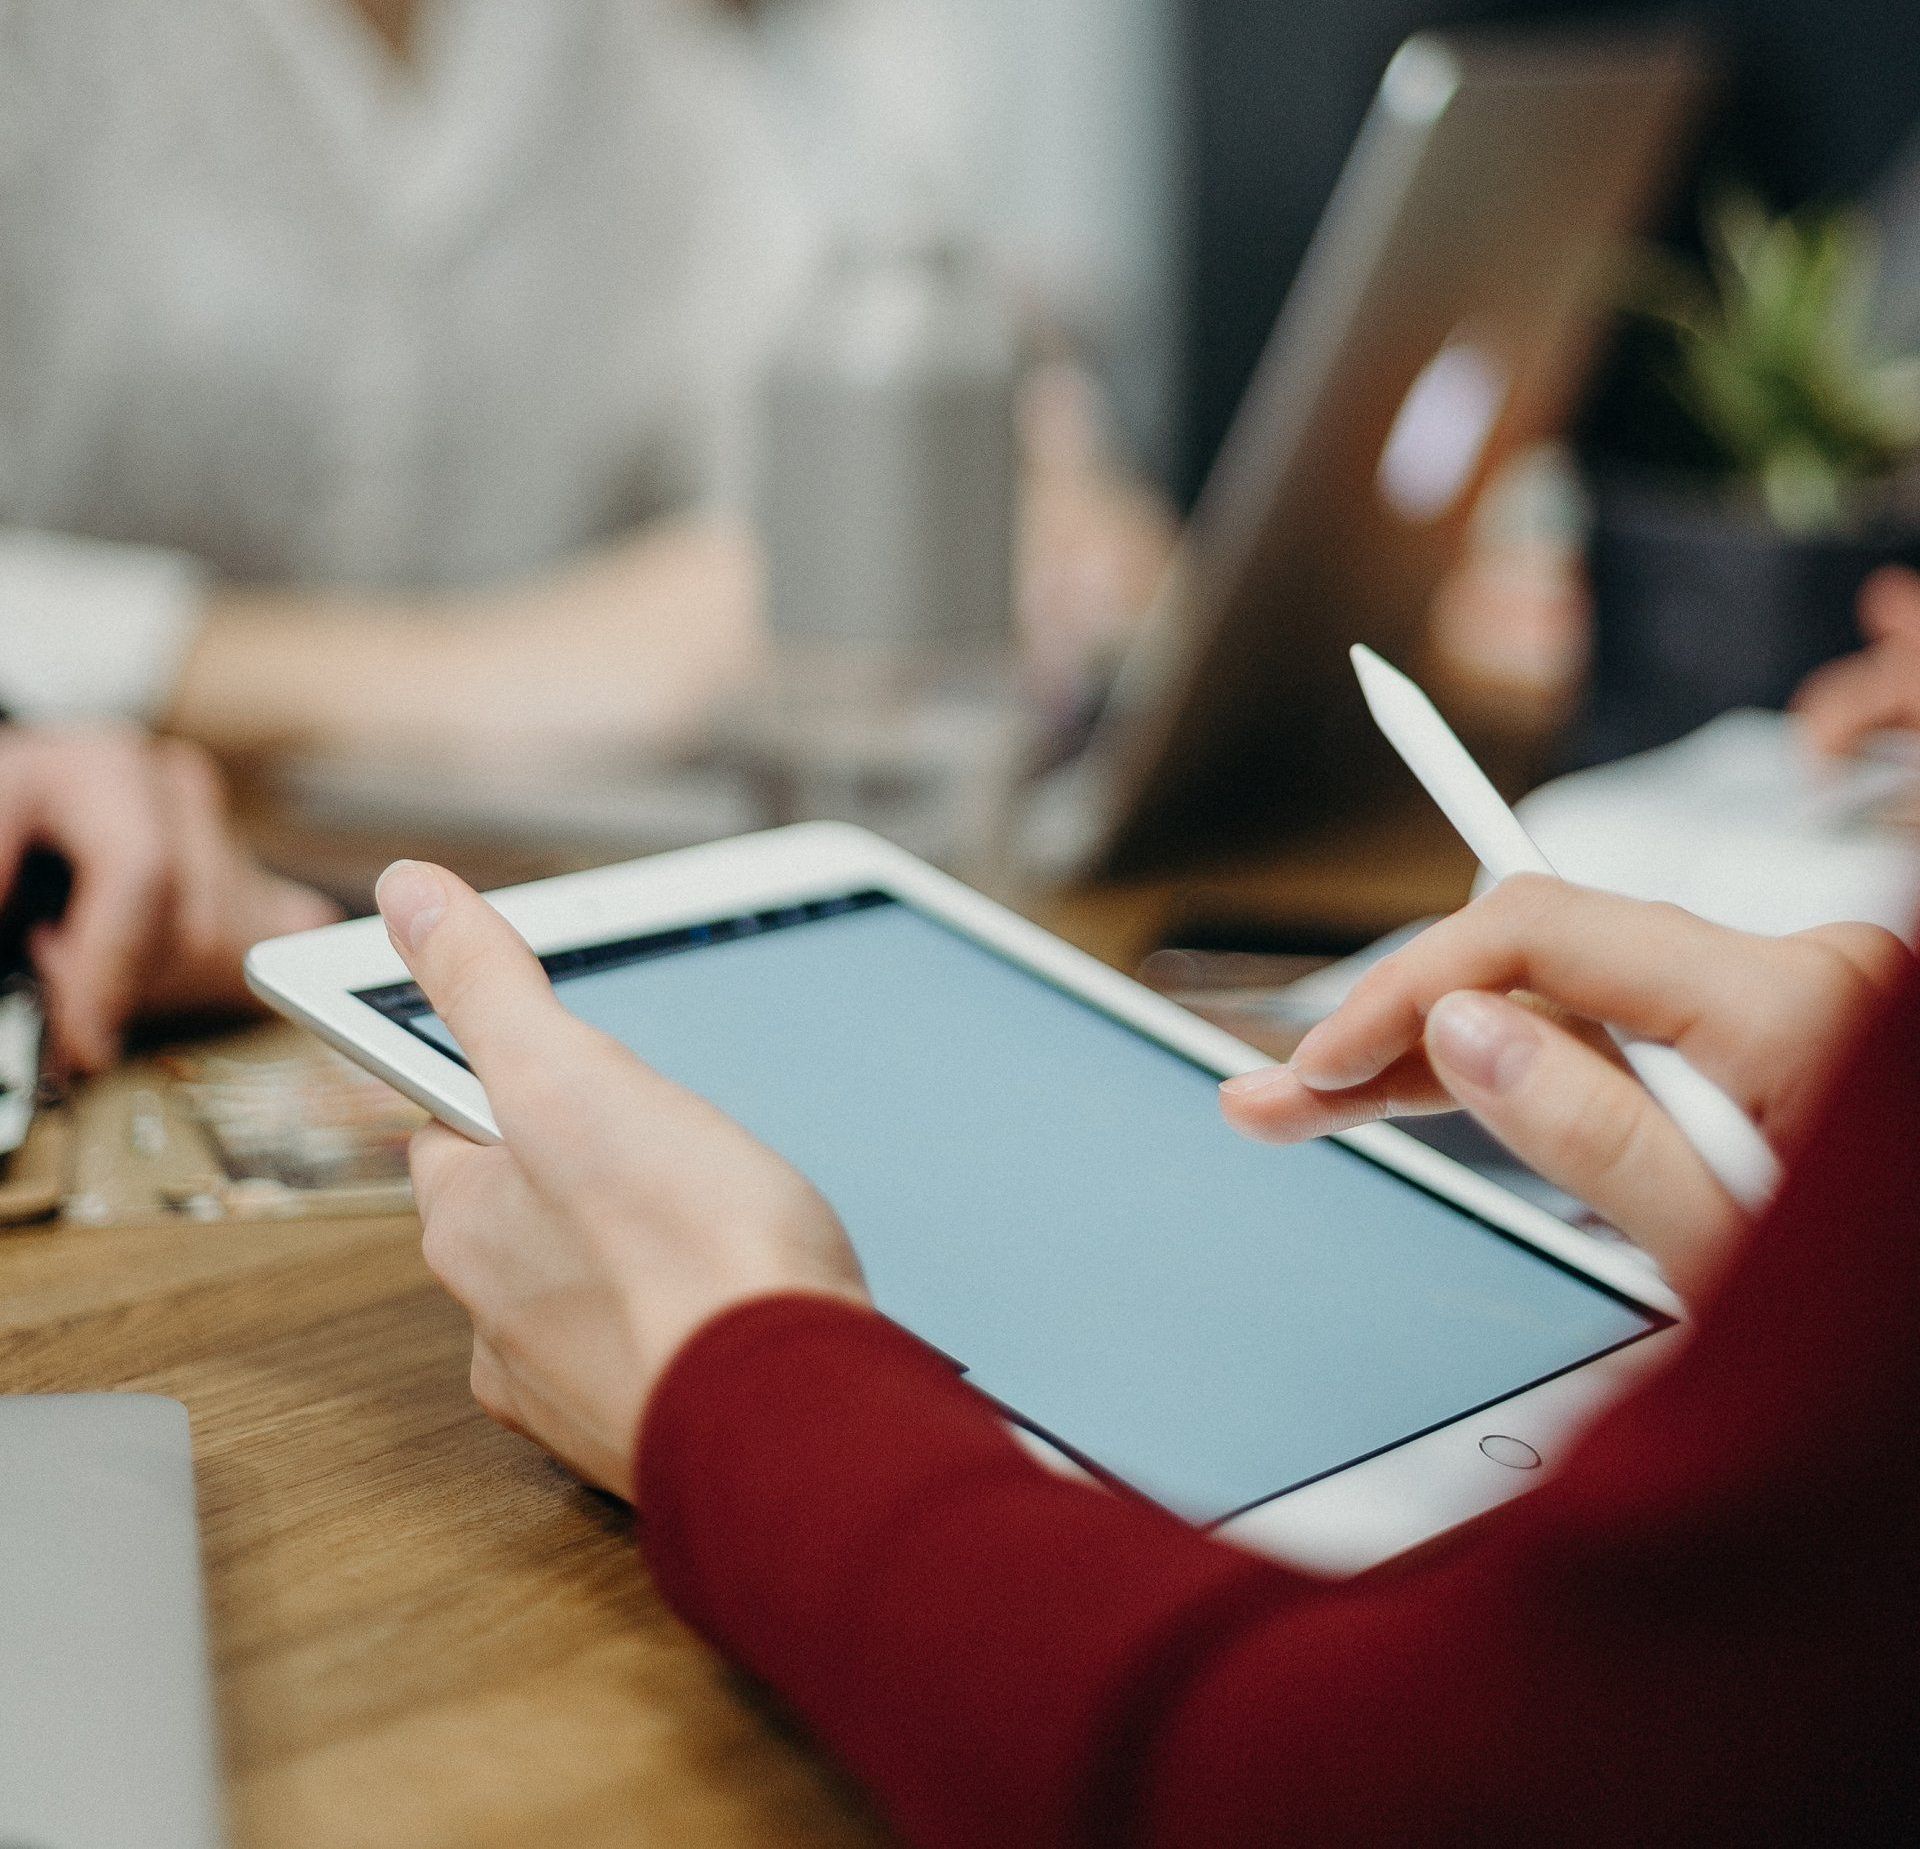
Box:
0 1395 224 1849
1022 26 1712 880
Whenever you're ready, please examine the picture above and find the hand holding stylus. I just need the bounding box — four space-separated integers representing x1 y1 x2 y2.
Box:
1222 876 1908 1297
1219 654 1917 1294
1347 644 1785 1216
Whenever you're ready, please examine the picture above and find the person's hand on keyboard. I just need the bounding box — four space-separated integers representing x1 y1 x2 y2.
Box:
1220 876 1912 1299
0 725 338 1071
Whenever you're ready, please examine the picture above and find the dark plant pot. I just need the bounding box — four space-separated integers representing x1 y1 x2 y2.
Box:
1573 482 1920 768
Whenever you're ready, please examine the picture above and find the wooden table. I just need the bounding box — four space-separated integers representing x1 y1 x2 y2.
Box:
0 802 1472 1848
0 1148 888 1846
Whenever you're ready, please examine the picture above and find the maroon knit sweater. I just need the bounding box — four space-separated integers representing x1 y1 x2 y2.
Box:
639 966 1920 1845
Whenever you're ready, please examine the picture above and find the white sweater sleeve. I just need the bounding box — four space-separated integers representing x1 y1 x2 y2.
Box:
0 527 207 721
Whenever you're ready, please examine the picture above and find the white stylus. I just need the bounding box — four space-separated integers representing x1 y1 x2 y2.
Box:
1350 644 1784 1216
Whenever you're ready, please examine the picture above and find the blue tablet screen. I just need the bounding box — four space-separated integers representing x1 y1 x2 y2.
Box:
361 891 1663 1522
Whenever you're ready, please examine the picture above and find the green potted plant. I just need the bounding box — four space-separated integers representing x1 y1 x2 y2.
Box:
1580 193 1920 762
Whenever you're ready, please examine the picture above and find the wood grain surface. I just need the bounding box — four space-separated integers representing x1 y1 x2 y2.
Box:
0 1184 884 1847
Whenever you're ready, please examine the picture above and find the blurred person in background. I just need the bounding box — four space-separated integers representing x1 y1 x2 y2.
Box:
0 0 1174 775
0 0 800 769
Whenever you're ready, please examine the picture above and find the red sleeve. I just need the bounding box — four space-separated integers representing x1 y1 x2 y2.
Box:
638 969 1920 1848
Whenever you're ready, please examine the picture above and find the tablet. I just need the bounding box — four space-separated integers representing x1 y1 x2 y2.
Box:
247 824 1680 1574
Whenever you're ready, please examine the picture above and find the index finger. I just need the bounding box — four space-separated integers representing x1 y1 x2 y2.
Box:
1287 877 1772 1103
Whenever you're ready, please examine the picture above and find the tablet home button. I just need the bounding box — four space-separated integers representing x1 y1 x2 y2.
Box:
1478 1434 1542 1470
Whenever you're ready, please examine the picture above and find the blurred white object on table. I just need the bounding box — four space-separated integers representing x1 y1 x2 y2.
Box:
1200 707 1920 1047
742 227 1025 876
1508 709 1920 935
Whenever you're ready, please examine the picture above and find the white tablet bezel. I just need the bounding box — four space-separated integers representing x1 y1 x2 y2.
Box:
247 822 1682 1575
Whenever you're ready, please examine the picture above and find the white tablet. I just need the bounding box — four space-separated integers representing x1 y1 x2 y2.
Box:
247 823 1680 1575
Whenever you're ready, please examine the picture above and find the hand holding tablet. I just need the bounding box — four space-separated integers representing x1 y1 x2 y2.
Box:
371 859 867 1496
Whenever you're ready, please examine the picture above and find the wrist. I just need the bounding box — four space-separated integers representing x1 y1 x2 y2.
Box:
634 1278 873 1455
632 1289 888 1502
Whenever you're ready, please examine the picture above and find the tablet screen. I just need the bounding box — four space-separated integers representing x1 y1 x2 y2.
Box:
360 890 1665 1522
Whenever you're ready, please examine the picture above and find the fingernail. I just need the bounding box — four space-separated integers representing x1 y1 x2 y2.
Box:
1220 1066 1299 1101
1286 1023 1369 1090
1427 992 1538 1093
375 860 447 953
